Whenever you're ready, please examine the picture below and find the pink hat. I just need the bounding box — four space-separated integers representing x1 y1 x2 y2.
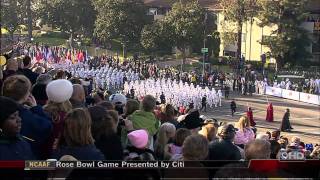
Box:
127 130 148 149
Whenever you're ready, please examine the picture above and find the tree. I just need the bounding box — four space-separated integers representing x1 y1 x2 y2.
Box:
35 0 96 47
258 0 311 68
0 0 22 40
93 0 149 58
162 0 206 70
219 0 258 61
140 20 173 56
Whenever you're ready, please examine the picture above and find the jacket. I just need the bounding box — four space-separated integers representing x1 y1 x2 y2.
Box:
208 139 241 160
129 110 160 136
234 128 255 145
32 83 48 106
52 145 105 160
21 68 39 85
0 135 35 160
95 133 123 160
19 105 52 158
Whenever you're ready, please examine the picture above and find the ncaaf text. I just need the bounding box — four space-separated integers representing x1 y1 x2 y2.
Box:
25 160 57 170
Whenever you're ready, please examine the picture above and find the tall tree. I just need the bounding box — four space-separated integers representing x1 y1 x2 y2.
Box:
36 0 96 47
0 0 22 40
258 0 311 68
93 0 149 58
163 0 206 70
140 20 173 55
219 0 258 61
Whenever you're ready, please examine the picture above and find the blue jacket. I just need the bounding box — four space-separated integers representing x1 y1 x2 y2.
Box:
52 145 105 160
19 105 52 158
0 135 35 160
21 69 39 85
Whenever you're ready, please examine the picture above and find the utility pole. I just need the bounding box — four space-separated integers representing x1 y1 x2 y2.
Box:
202 11 208 85
26 0 32 43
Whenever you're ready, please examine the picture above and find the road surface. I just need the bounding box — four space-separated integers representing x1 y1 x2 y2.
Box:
202 92 320 144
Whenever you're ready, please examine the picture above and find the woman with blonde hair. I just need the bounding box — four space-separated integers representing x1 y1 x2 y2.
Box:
198 119 218 142
154 123 176 160
52 108 104 160
234 116 255 148
43 79 73 158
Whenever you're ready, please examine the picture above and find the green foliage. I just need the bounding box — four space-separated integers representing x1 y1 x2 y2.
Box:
258 0 311 67
140 20 172 55
35 0 96 37
0 0 23 37
219 0 259 57
33 37 66 46
93 0 149 48
163 0 205 51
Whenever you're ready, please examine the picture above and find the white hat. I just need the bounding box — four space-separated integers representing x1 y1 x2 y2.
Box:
109 93 127 105
46 79 73 103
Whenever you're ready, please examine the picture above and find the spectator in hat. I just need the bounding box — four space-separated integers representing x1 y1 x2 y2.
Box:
32 74 52 106
124 129 160 179
0 96 35 160
89 106 123 160
52 108 104 160
124 129 155 160
21 55 38 84
43 79 73 158
208 124 241 160
129 95 160 150
70 84 86 108
177 110 203 134
1 75 52 159
109 93 127 115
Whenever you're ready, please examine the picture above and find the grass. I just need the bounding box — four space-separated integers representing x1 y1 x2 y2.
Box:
33 37 67 46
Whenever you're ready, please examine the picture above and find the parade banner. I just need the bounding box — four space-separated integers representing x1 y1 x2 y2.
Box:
265 86 282 97
265 86 320 105
299 92 320 105
282 89 300 101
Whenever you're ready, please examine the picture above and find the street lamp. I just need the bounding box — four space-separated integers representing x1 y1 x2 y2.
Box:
181 30 187 73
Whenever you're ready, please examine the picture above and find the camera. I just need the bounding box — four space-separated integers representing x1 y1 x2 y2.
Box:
118 117 125 126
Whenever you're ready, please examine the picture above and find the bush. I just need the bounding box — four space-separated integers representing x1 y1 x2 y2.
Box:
41 31 69 39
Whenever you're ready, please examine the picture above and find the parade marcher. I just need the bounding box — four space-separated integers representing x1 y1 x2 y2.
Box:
201 95 207 112
224 85 230 99
266 103 274 122
246 107 256 126
230 100 237 116
160 92 166 104
280 109 293 132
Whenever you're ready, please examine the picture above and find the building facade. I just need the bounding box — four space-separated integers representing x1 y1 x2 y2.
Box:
143 0 319 63
215 1 320 63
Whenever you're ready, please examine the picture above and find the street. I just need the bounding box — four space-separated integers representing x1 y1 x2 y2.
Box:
202 92 320 144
